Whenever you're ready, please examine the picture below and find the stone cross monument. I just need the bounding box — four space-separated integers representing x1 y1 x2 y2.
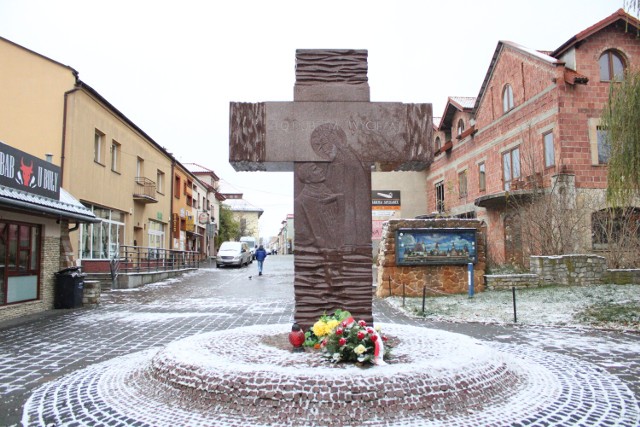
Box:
230 50 433 328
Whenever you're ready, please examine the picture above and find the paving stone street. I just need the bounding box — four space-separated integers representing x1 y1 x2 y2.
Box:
0 255 639 426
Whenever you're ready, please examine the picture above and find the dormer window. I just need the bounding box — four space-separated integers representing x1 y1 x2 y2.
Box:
457 119 465 136
599 50 625 82
435 136 441 151
502 84 514 113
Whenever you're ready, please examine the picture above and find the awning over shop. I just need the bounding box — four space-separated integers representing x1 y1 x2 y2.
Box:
0 185 98 223
474 189 536 210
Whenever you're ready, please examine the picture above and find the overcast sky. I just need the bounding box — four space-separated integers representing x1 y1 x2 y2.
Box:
0 0 622 237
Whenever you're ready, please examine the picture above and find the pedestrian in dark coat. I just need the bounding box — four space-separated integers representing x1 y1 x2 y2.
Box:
255 245 268 275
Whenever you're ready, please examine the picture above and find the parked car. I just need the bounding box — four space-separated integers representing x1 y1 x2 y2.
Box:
216 241 252 268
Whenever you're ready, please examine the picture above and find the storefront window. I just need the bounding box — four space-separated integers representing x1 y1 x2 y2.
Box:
0 221 40 305
80 205 125 259
148 220 165 249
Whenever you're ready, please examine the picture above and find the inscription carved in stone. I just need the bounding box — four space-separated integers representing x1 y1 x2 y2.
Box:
229 49 433 328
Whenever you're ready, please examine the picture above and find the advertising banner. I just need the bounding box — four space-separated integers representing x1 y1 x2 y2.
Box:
0 141 61 199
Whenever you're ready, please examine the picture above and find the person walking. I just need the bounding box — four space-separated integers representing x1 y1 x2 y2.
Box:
255 244 268 276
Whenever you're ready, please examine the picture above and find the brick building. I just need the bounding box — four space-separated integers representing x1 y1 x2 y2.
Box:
427 9 640 267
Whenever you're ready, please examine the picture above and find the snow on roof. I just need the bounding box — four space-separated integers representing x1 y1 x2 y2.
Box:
449 96 476 110
500 40 560 65
223 197 264 213
0 185 97 221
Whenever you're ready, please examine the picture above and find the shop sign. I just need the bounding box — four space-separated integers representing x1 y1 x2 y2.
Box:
0 141 61 199
186 215 195 232
371 190 400 210
198 211 209 224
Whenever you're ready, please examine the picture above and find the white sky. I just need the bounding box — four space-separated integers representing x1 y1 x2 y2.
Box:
0 0 622 237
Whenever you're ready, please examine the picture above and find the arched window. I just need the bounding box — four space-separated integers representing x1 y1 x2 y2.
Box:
599 50 625 81
502 84 514 113
457 119 465 136
435 136 441 151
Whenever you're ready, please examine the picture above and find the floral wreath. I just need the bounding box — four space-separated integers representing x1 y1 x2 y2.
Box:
303 309 391 365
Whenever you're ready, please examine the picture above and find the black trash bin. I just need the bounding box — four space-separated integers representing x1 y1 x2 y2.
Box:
54 266 85 309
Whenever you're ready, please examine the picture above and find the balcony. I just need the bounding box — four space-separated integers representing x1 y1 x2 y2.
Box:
133 176 158 203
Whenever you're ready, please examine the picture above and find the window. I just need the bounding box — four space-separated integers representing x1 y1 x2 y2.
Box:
457 119 465 136
543 132 555 167
597 127 610 164
94 130 104 164
157 170 165 194
80 206 125 259
435 136 441 152
174 175 181 198
502 146 521 190
0 222 41 305
599 50 625 82
502 84 514 113
136 157 144 178
458 170 468 198
592 207 640 249
148 220 165 250
435 181 445 213
111 141 121 172
478 162 486 192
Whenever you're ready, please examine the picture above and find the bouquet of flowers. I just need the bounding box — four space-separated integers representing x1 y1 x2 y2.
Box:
304 309 351 349
304 310 391 365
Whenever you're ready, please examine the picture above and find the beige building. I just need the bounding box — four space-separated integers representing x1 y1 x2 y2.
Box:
219 180 263 242
185 163 225 257
1 36 183 274
65 83 174 271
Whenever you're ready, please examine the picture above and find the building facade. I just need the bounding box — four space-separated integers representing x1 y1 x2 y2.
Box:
0 142 97 322
185 163 225 258
0 36 229 277
426 9 640 267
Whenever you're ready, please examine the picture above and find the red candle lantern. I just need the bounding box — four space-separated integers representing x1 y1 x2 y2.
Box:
289 323 305 352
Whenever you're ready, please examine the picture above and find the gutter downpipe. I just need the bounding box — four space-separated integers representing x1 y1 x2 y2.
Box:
170 160 175 250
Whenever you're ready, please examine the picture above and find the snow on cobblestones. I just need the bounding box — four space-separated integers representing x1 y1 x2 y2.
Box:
21 324 639 426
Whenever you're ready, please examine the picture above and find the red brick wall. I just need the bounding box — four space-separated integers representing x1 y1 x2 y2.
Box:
425 23 640 265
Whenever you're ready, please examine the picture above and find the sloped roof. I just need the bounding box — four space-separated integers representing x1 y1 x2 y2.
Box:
552 8 640 58
0 186 98 223
439 96 476 130
184 163 220 180
223 197 264 216
472 40 560 113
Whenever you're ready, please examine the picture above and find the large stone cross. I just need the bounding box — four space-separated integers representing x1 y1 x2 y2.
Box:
230 50 433 328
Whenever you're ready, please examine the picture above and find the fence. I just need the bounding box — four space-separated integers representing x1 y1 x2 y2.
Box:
111 246 200 277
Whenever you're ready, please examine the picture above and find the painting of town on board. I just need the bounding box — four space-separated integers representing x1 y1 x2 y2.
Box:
396 228 477 265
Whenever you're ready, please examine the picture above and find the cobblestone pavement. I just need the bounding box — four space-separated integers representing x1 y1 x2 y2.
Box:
0 255 638 426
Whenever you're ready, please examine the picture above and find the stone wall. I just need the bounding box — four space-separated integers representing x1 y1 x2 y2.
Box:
485 254 640 289
376 218 486 298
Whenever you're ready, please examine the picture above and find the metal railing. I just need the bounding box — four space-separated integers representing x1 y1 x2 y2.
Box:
111 245 200 275
133 176 157 200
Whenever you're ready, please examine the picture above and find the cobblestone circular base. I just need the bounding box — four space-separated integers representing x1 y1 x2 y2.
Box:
22 324 640 426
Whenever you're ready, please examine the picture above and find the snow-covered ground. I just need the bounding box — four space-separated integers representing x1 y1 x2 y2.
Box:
388 284 640 331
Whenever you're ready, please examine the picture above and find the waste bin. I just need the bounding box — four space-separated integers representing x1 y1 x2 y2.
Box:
54 266 85 309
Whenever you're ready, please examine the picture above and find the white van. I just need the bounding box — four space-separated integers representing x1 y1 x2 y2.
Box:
216 241 252 268
240 236 257 259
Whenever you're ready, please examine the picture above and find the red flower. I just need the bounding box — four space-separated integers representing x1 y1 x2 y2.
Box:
382 336 388 342
366 327 374 334
358 320 367 327
341 321 348 327
336 328 343 336
338 337 347 346
357 331 366 340
371 334 378 342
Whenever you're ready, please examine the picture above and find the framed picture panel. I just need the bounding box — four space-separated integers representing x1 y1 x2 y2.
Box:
396 228 477 266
